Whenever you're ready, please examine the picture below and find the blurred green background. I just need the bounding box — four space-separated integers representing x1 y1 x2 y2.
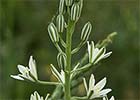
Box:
0 0 139 99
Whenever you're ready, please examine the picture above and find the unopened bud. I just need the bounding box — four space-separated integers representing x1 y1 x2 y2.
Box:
57 53 67 70
65 0 73 6
81 22 92 42
48 23 59 43
71 3 80 21
78 0 83 17
56 14 65 33
59 0 64 14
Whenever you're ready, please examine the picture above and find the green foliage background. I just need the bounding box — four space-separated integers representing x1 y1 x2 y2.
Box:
0 0 139 99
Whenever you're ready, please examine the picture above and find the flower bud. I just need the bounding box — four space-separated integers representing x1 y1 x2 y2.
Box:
81 22 92 42
71 3 80 21
48 23 59 43
78 0 83 17
65 0 73 6
57 53 67 70
59 0 64 14
56 14 65 33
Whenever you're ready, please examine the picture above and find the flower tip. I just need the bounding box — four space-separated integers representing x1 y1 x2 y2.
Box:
30 55 33 60
109 89 112 92
110 96 115 100
10 75 24 80
91 41 94 45
91 74 94 78
109 51 112 54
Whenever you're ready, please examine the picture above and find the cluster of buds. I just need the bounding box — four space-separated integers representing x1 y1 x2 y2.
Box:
48 0 84 44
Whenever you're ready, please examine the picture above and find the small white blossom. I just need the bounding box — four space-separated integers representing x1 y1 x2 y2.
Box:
10 56 38 82
30 91 49 100
83 74 112 99
103 96 115 100
87 41 112 64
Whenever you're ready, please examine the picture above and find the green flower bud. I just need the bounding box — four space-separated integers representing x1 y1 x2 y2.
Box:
65 0 73 6
57 53 67 70
78 0 83 17
59 0 64 14
81 22 92 42
48 23 59 43
56 14 65 33
71 3 80 21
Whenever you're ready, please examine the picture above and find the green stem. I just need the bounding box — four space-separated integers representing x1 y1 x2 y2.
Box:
71 96 87 100
37 80 60 85
65 20 75 100
55 43 63 53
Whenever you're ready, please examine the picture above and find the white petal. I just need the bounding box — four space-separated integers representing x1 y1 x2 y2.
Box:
95 77 106 91
34 91 41 99
19 72 34 82
90 41 95 63
93 48 106 64
83 78 88 93
99 89 112 96
91 48 99 63
17 65 27 74
30 94 34 100
87 41 91 62
40 97 44 100
89 74 95 91
45 94 50 100
29 56 38 79
10 75 24 80
110 96 115 100
60 70 65 84
103 97 106 100
103 52 112 59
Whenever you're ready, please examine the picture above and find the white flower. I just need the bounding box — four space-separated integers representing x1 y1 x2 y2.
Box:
30 91 49 100
83 74 112 99
50 64 65 84
87 41 112 64
103 96 115 100
10 56 38 82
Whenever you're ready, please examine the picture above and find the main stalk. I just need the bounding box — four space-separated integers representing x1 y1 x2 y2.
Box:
65 20 75 100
